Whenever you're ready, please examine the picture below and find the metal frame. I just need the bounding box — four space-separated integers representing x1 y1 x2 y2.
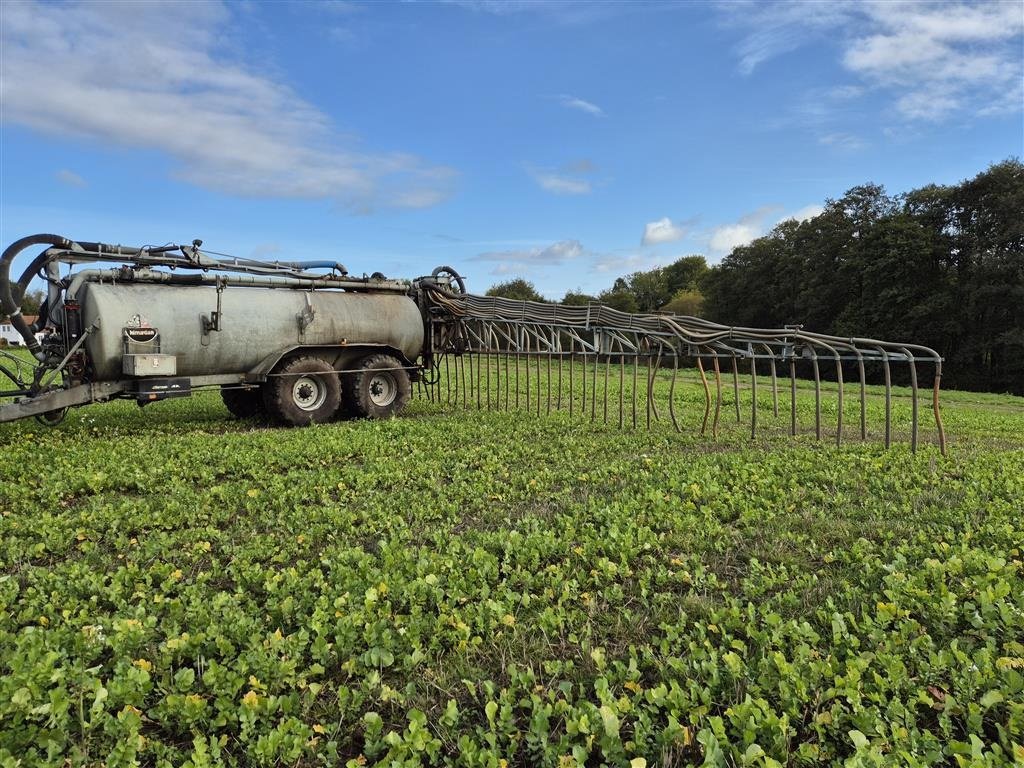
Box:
419 288 946 455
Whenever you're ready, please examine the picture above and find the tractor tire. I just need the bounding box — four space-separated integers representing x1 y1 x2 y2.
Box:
221 385 265 419
262 356 341 426
342 354 411 419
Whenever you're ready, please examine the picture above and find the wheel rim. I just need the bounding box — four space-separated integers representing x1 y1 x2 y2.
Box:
368 372 397 407
292 375 327 411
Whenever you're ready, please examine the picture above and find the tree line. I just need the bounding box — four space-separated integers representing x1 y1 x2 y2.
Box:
487 159 1023 394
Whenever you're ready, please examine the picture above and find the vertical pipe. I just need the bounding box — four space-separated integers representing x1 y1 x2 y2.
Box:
668 350 680 433
645 343 653 430
590 341 598 422
618 342 625 430
834 351 844 447
731 354 741 424
712 354 722 440
515 329 521 411
901 347 919 453
569 340 575 418
789 357 797 437
648 343 662 423
933 367 947 456
581 337 587 420
486 327 493 412
492 330 501 413
631 350 638 429
524 331 531 415
858 356 867 440
768 350 779 418
810 347 821 441
476 326 482 411
546 329 553 416
603 342 611 424
881 350 892 449
556 331 563 411
445 351 452 406
460 351 467 409
504 327 511 410
750 354 758 440
536 333 542 418
696 354 711 437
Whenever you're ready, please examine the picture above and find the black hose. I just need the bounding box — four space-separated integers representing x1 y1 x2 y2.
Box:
31 297 49 332
431 265 466 294
1 234 72 354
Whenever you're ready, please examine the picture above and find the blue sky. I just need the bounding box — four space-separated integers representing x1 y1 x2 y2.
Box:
2 0 1022 298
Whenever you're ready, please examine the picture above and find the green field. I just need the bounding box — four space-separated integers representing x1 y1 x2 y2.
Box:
1 361 1022 767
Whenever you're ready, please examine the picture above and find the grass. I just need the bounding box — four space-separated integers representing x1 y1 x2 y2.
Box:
1 356 1022 767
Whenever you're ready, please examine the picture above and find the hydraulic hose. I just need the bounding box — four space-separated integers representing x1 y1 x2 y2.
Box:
431 266 466 294
1 234 72 357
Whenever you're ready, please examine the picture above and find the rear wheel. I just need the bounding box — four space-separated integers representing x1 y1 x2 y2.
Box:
262 356 341 426
221 385 264 419
342 354 411 419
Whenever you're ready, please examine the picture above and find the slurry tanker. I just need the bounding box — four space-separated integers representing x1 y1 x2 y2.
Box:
0 233 945 453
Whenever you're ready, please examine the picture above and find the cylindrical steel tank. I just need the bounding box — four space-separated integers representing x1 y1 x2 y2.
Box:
79 282 424 381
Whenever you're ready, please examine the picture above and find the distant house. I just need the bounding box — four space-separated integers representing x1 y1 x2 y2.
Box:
0 315 40 346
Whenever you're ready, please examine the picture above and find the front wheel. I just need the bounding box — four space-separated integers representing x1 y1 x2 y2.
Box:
35 407 68 427
262 356 341 426
342 354 411 419
221 385 265 419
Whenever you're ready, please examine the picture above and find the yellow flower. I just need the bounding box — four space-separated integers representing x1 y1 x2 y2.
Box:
313 724 326 734
242 690 260 707
501 613 516 627
133 658 153 672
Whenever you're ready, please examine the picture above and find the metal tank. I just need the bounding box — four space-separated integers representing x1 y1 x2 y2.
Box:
79 282 424 380
0 234 441 427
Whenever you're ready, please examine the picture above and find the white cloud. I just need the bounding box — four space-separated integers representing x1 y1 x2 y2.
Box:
557 94 605 117
535 174 592 195
819 132 868 151
473 239 585 273
641 217 689 245
529 161 596 195
706 203 821 256
709 222 764 256
841 3 1022 122
55 169 86 188
591 253 654 274
723 0 852 75
1 1 455 211
777 204 824 224
720 1 1024 123
446 1 639 26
